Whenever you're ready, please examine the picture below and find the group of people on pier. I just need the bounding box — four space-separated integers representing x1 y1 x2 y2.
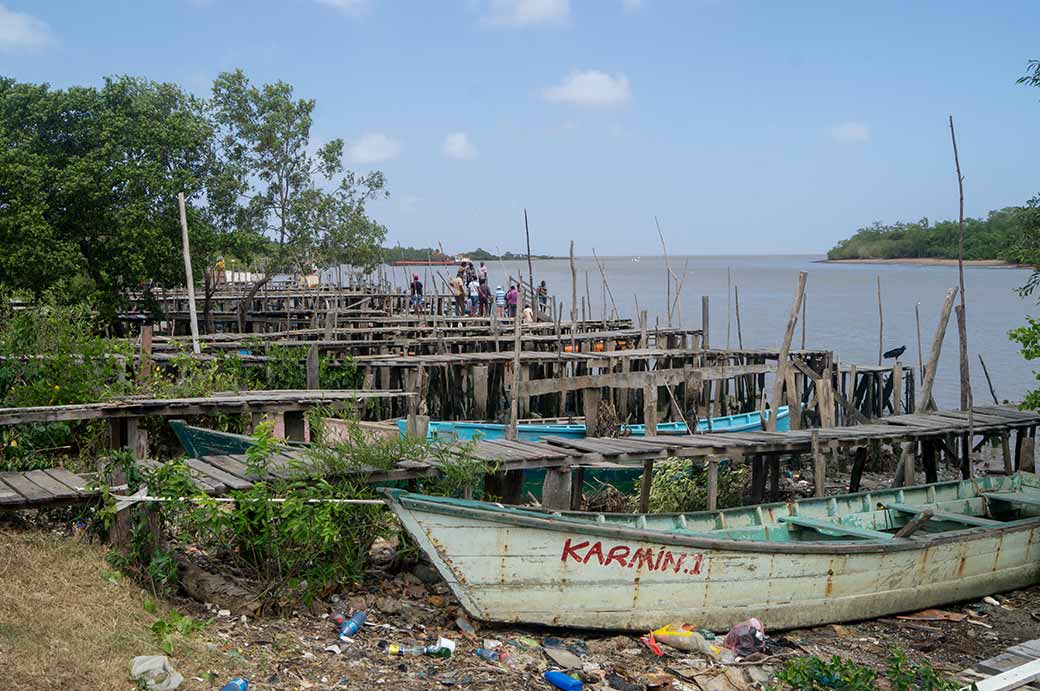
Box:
408 260 548 320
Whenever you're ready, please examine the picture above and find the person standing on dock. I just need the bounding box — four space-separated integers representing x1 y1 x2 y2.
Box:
505 284 518 318
495 285 506 318
452 270 467 316
479 262 488 282
537 280 548 314
478 279 491 317
409 273 424 313
468 275 480 315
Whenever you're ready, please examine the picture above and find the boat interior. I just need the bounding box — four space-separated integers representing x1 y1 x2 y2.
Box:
394 473 1040 543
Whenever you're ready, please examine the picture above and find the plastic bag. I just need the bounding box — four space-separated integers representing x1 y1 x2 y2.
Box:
129 655 184 691
650 624 721 657
721 618 766 656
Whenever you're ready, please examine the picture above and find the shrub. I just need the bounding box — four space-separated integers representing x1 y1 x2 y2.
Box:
640 458 748 513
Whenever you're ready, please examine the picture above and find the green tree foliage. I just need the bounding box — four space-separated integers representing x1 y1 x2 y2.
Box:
209 70 389 284
0 76 222 320
826 209 1029 261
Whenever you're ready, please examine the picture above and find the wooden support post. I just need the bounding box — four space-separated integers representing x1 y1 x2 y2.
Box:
922 439 938 483
892 363 903 415
177 192 201 354
472 365 489 419
1020 433 1036 473
139 323 153 381
750 455 765 503
812 430 825 497
706 457 719 511
701 296 710 349
916 287 959 412
849 446 868 493
126 417 148 460
405 414 429 439
570 468 585 511
542 468 573 511
769 456 780 500
960 432 971 479
583 387 602 438
769 271 807 431
902 442 916 486
1002 433 1013 474
643 380 658 434
506 297 523 440
306 344 320 390
638 461 654 514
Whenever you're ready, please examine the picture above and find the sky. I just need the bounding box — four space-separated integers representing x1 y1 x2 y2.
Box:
3 0 1040 256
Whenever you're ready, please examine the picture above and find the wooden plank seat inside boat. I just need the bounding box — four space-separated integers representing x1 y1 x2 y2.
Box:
984 492 1040 510
883 502 1003 528
778 515 896 540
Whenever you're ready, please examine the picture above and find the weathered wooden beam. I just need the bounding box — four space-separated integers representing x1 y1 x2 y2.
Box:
916 287 958 413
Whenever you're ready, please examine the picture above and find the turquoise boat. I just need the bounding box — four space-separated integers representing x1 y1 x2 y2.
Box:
395 406 790 443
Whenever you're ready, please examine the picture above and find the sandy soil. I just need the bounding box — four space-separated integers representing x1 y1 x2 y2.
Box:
819 258 1026 268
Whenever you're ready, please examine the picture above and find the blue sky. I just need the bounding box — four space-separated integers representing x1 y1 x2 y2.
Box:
3 0 1040 255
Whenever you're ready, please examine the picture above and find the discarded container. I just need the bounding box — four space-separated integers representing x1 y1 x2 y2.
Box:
475 647 510 663
722 618 766 656
338 611 367 641
650 624 721 657
129 656 184 691
545 670 583 691
218 679 248 691
386 638 455 658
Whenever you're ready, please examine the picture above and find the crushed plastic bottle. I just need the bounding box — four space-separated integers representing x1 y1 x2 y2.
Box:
545 670 583 691
218 679 248 691
385 638 455 658
475 647 510 663
337 611 367 641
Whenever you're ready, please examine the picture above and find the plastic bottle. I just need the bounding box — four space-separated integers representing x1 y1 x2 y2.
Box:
475 647 510 663
337 611 367 641
218 679 249 691
544 671 583 691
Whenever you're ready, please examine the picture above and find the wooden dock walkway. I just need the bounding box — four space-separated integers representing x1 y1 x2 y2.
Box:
1 406 1035 513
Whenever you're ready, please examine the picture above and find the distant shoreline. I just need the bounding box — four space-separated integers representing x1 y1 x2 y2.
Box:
818 258 1030 269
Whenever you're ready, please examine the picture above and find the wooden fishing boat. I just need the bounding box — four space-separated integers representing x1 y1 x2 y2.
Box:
395 406 790 443
384 473 1040 631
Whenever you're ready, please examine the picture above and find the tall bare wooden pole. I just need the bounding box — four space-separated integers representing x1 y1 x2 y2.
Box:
177 193 201 354
734 285 743 349
768 271 807 432
727 266 732 349
655 216 674 326
523 209 536 316
876 275 884 366
915 302 924 380
949 116 972 423
569 240 577 353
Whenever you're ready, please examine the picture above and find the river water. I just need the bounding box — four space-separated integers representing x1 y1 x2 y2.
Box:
374 255 1038 410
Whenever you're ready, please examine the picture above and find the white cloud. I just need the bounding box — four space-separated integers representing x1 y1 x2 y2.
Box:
0 4 55 53
543 70 631 108
485 0 568 26
443 132 479 160
316 0 369 15
622 0 643 10
348 134 403 164
830 121 870 143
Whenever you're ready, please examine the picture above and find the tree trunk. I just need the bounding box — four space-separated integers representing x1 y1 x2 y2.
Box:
238 275 273 333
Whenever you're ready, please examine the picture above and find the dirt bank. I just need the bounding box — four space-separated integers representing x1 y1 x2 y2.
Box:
4 523 1040 690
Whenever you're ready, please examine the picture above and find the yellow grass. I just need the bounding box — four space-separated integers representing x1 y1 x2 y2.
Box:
0 529 214 690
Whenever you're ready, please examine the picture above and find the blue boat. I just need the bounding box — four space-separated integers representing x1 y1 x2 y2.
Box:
396 406 790 442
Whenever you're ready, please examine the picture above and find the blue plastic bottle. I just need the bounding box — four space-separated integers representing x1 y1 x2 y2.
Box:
544 671 582 691
337 611 367 641
218 678 248 691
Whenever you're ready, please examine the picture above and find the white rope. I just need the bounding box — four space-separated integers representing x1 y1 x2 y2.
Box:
109 494 386 506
